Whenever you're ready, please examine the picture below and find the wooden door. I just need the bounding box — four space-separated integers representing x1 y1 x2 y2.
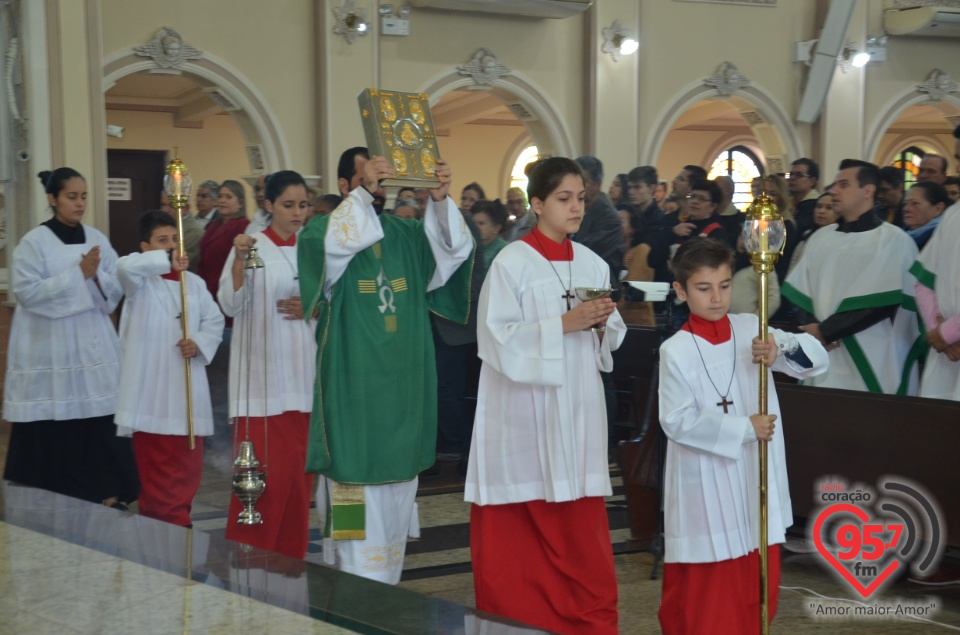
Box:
107 149 167 257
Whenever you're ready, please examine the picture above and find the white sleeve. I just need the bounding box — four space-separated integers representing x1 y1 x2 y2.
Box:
117 251 171 297
769 328 830 378
322 187 384 299
11 237 97 319
423 196 475 292
92 237 124 314
217 245 244 318
594 267 626 372
192 278 225 366
477 260 565 387
658 341 754 459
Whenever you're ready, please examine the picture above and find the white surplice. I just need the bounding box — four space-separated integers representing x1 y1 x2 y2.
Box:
218 232 317 418
4 225 123 422
659 313 829 563
114 250 224 436
465 240 627 506
915 203 960 400
785 223 920 394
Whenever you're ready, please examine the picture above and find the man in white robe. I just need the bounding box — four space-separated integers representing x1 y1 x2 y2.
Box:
783 160 921 395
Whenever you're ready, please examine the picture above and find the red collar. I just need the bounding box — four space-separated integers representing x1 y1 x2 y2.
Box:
681 313 731 345
161 265 179 281
264 226 296 247
521 225 573 261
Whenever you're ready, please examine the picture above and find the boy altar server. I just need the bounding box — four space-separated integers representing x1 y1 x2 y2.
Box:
658 238 828 634
116 211 224 527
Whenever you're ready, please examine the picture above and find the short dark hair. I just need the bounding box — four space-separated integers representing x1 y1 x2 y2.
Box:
397 187 416 199
690 179 722 206
671 237 735 288
462 182 486 199
838 159 881 201
38 167 84 197
138 210 176 244
317 193 343 208
953 124 960 139
791 158 820 183
575 155 604 185
909 182 951 209
337 146 369 184
878 165 904 188
471 199 508 229
527 157 584 204
627 165 658 187
265 170 308 203
945 176 960 188
683 165 707 184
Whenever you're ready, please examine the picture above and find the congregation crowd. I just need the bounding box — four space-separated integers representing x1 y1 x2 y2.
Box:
3 124 960 634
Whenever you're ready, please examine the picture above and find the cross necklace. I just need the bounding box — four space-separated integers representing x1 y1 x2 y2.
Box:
159 275 182 321
689 323 737 413
531 231 574 310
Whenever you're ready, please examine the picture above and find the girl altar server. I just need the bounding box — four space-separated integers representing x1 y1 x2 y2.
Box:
218 170 317 559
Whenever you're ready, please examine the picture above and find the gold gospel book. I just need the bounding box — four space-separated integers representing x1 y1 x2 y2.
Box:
358 88 441 189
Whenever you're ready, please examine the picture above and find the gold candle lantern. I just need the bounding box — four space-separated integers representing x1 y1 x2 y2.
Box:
163 151 196 450
742 188 786 635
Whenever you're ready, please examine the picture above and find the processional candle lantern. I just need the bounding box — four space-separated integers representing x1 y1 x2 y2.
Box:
742 187 786 635
163 151 196 449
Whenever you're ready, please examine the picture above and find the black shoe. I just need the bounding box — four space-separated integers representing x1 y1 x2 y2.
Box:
421 463 442 478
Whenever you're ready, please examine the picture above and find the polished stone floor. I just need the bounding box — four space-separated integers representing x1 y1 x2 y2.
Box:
2 418 960 633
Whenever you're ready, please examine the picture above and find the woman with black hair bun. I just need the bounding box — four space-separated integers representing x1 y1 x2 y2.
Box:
218 169 317 559
3 168 139 507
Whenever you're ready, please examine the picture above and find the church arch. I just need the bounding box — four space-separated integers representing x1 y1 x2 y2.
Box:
866 88 960 167
642 78 801 175
102 49 290 172
418 68 576 160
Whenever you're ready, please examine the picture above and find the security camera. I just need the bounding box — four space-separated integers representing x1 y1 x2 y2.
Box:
17 150 29 162
106 125 125 138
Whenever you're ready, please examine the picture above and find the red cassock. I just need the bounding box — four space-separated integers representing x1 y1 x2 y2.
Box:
471 497 619 635
659 545 781 635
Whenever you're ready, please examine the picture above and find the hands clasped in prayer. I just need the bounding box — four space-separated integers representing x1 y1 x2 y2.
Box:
80 246 100 279
562 297 616 334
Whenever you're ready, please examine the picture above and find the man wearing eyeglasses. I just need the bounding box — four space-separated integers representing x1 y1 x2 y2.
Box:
671 165 707 221
649 179 732 285
788 158 820 235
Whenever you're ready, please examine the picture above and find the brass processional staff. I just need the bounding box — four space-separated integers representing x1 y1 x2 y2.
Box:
164 151 196 450
742 188 787 635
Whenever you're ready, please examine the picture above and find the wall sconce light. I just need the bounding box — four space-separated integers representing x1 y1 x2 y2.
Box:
794 36 886 73
333 0 368 44
601 20 638 63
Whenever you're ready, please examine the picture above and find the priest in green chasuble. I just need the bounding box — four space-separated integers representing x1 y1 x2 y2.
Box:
298 148 475 583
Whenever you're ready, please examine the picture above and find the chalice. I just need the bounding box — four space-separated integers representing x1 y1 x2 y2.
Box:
574 287 613 332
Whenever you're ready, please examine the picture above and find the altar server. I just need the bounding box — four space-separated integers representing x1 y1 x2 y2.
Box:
219 170 317 559
4 168 138 507
466 157 625 635
115 211 223 527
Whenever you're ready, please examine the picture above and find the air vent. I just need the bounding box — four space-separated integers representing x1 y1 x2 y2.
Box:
505 102 537 121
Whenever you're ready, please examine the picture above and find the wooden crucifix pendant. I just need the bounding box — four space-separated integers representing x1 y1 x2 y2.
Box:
717 396 733 413
562 290 575 311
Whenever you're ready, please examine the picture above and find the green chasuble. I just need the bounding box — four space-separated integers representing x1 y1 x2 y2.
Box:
299 211 475 485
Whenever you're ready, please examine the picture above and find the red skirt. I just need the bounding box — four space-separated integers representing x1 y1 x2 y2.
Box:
225 411 314 559
471 497 618 635
659 545 781 635
132 432 203 527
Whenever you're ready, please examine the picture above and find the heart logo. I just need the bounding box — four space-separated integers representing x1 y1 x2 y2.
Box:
813 503 901 598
